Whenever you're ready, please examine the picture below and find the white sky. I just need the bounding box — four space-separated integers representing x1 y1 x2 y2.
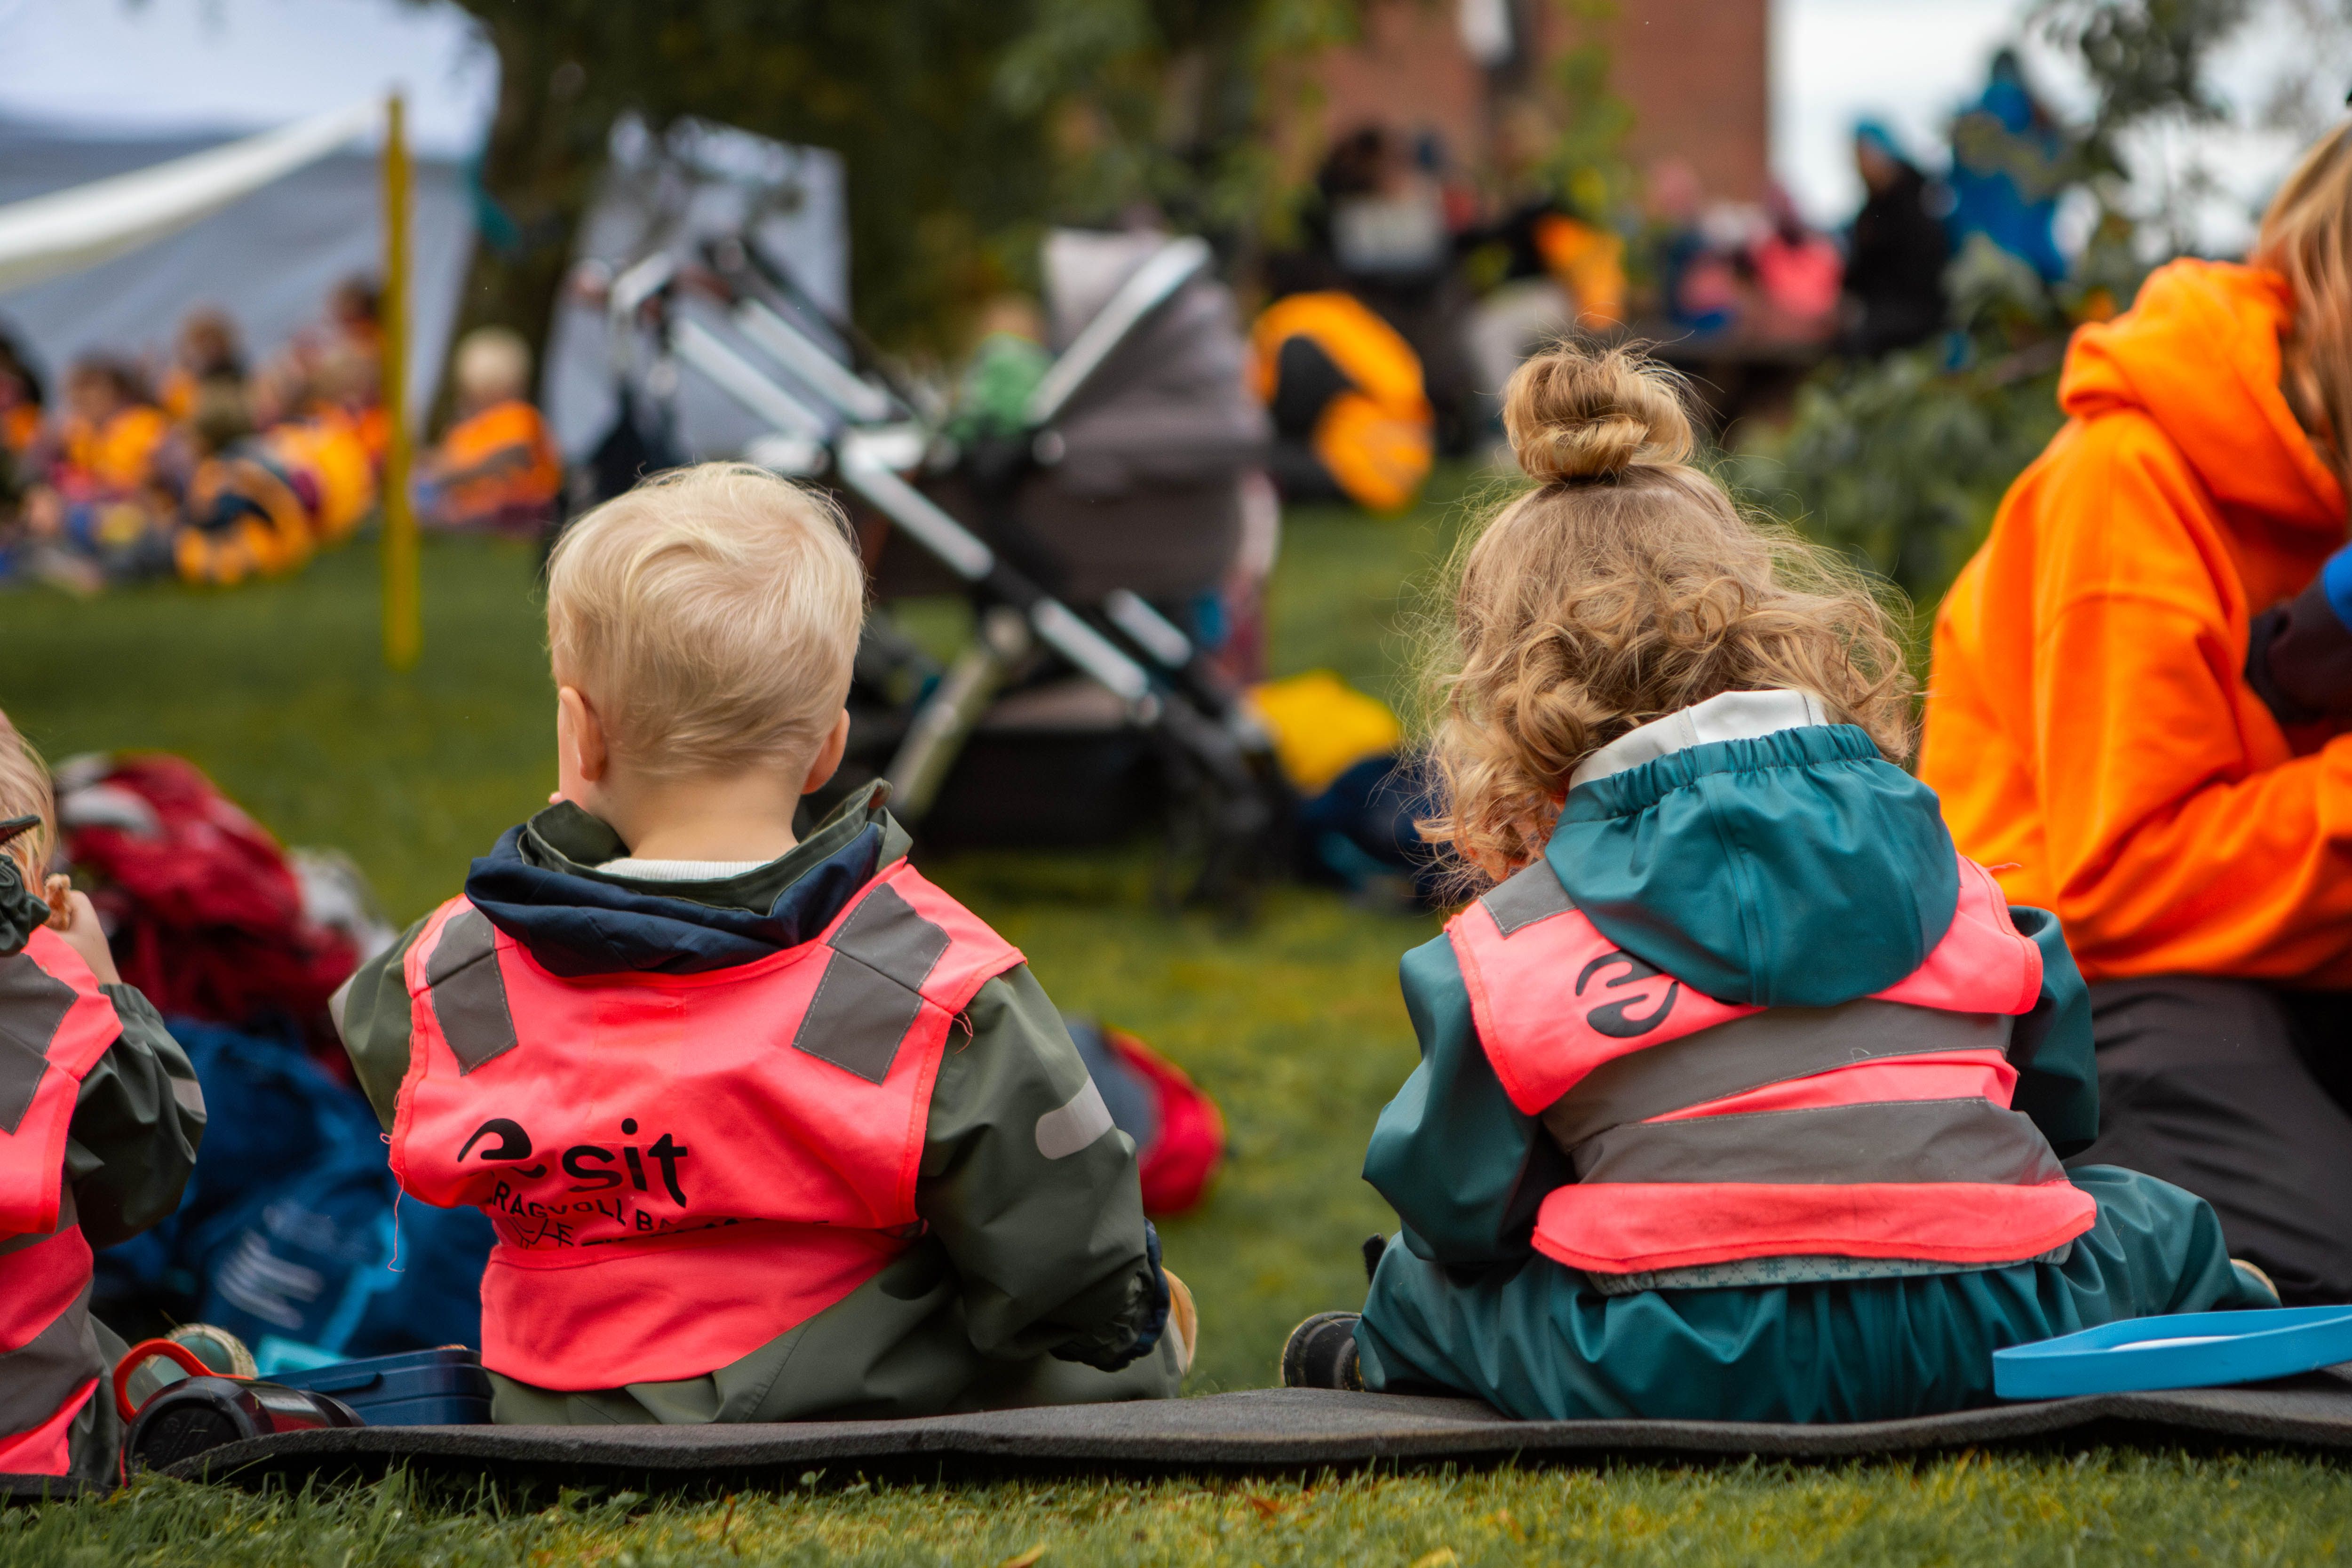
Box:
0 0 2330 252
0 0 496 155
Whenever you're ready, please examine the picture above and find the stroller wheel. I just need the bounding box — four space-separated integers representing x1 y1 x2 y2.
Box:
1151 699 1283 922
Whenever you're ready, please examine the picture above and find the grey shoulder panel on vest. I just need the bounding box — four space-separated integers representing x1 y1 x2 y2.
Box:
830 885 953 991
792 884 954 1086
0 952 82 1136
427 908 519 1076
1480 858 1575 936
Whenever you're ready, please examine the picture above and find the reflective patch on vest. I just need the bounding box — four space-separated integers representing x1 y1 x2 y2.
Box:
1542 1000 2013 1148
1584 1242 2075 1295
1570 1098 2068 1187
1036 1079 1114 1159
792 886 953 1084
0 954 75 1136
831 885 954 990
1480 859 1574 936
428 908 519 1076
0 1278 97 1439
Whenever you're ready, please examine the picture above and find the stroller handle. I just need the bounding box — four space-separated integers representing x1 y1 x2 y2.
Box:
672 318 833 442
836 436 1157 712
1025 236 1212 429
734 300 897 425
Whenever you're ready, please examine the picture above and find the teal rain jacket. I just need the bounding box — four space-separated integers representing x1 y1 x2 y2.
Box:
1356 716 2272 1421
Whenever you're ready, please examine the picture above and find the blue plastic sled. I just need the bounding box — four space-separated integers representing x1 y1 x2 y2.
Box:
1994 1307 2352 1400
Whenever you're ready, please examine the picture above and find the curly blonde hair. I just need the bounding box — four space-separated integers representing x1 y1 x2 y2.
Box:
1419 342 1915 885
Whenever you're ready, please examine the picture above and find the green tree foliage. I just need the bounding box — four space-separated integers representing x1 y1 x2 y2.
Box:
1538 0 1637 226
2034 0 2251 177
432 1 1068 368
1725 353 2067 612
997 0 1362 249
427 0 1366 375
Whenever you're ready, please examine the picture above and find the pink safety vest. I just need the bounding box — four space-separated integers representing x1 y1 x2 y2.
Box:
1446 852 2098 1278
391 860 1022 1391
0 928 127 1476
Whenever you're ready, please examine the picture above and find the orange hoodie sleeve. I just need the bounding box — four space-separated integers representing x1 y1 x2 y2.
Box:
1927 410 2352 984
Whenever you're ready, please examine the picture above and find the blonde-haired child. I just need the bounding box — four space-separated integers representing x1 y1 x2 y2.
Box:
335 462 1192 1423
0 715 201 1480
417 326 562 534
1282 344 2271 1421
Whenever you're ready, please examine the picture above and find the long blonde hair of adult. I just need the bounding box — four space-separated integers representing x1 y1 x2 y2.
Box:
2257 123 2352 477
1417 342 1915 886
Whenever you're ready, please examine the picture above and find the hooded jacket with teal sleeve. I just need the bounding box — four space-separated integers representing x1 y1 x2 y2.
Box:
1355 690 2270 1422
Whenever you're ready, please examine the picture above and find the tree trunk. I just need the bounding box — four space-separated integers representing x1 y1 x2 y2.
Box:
434 20 613 429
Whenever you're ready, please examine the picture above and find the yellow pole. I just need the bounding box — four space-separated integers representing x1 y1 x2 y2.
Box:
381 92 420 670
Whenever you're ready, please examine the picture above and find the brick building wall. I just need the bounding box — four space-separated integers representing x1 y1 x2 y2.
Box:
1299 0 1771 205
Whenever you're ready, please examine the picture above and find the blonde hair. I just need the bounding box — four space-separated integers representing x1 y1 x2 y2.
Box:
546 463 865 781
0 715 54 886
453 326 532 405
2256 124 2352 475
1420 342 1915 884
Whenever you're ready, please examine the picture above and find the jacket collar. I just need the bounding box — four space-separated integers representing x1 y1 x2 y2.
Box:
463 781 913 978
1569 689 1828 792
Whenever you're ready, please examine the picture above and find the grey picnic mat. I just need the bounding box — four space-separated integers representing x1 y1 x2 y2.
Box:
3 1374 2319 1494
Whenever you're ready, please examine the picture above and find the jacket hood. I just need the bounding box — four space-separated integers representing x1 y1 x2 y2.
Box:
464 788 894 978
1547 722 1960 1008
2059 258 2344 530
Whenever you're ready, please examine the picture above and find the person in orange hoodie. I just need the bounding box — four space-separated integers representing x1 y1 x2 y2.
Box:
1921 125 2352 1304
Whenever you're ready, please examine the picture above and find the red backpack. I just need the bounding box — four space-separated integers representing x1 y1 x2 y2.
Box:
59 754 358 1048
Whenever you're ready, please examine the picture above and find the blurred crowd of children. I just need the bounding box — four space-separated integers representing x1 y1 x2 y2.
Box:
1246 52 2079 517
0 278 564 594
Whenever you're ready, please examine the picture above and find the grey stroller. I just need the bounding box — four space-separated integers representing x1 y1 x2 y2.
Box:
598 227 1286 908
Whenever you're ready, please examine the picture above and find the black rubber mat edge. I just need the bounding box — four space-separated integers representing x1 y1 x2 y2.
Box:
132 1379 2352 1493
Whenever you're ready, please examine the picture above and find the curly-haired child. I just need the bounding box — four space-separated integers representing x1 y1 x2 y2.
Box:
1281 342 2274 1421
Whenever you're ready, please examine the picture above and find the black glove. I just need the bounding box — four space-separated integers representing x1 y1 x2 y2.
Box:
2247 544 2352 724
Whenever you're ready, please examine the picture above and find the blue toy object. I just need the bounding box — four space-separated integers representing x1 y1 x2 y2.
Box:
1994 1307 2352 1400
272 1347 493 1426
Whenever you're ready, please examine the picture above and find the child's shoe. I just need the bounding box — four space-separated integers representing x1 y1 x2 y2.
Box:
1165 1268 1199 1375
1281 1311 1364 1390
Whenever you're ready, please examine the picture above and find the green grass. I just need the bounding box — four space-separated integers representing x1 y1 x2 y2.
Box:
10 1452 2352 1566
6 481 2352 1561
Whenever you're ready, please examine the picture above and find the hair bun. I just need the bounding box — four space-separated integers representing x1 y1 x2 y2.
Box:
1502 343 1696 484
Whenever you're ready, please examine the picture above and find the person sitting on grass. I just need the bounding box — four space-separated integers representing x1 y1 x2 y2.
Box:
44 357 171 501
1280 342 2275 1422
159 307 248 423
333 462 1194 1423
415 326 563 536
172 382 317 587
0 714 202 1482
17 358 180 590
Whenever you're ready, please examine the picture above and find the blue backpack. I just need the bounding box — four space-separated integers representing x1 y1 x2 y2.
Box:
95 1019 493 1375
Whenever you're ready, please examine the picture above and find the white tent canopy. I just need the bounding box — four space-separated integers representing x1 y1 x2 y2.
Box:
0 108 473 426
0 101 376 295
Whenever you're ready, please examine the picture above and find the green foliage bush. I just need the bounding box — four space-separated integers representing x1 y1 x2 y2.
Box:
1724 347 2066 613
